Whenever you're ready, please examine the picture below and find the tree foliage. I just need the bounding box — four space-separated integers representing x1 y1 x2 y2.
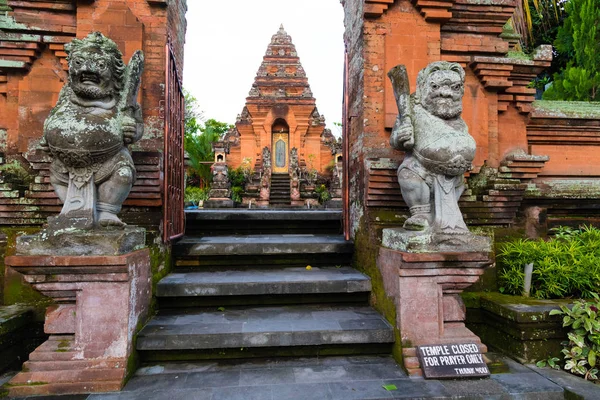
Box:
543 0 600 101
183 90 232 188
512 0 567 77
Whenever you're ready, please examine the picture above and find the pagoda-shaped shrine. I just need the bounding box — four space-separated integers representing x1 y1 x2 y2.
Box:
224 25 337 176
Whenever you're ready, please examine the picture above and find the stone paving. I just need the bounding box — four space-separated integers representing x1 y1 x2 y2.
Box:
7 354 575 400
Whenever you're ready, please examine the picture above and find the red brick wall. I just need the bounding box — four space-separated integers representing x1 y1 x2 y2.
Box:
0 0 187 228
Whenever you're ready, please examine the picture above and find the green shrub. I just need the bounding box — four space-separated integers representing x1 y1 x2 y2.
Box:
184 186 209 204
315 184 331 204
537 294 600 382
498 226 600 299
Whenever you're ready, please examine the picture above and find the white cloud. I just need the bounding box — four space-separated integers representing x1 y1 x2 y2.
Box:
183 0 345 132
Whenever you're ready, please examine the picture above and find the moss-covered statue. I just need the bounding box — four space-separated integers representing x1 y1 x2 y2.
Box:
40 32 144 230
388 61 475 240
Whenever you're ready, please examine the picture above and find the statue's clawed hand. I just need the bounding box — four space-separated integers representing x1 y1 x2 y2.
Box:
390 116 414 150
122 115 139 145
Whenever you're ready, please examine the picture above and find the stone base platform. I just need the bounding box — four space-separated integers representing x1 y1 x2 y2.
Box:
378 247 492 376
204 198 234 208
5 249 151 397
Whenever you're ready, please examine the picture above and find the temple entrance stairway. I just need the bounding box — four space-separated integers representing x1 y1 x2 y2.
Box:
124 209 570 400
269 173 291 206
136 210 394 363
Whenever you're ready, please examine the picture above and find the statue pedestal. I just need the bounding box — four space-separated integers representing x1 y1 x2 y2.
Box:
5 248 151 397
378 230 492 376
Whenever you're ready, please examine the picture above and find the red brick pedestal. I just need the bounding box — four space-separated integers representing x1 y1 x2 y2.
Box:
378 247 492 376
5 249 151 397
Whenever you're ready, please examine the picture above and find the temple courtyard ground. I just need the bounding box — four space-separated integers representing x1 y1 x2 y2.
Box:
2 352 600 399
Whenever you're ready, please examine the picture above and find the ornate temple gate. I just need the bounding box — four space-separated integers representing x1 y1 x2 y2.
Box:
163 41 185 242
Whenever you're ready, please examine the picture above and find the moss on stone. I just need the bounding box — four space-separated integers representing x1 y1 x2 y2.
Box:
506 50 533 61
533 100 600 119
353 214 404 366
1 227 50 317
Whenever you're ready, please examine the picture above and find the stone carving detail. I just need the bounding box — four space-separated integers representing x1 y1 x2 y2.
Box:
321 129 342 155
257 64 268 77
296 65 306 77
388 62 475 243
260 146 271 202
289 147 300 180
262 146 272 170
248 85 260 97
302 87 313 98
41 32 144 230
209 163 231 199
310 108 325 126
236 107 253 124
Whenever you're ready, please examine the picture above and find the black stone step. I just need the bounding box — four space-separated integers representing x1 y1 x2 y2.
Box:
137 304 394 358
175 234 352 256
185 210 342 235
174 234 353 267
157 267 370 298
157 267 371 307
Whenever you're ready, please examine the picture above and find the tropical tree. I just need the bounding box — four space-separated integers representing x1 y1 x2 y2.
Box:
512 0 567 76
543 0 600 101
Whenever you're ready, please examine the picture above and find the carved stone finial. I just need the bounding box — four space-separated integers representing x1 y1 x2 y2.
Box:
388 61 480 247
41 32 144 231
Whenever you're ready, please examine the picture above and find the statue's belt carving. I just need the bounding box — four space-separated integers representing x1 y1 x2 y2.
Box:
49 142 123 168
413 150 472 177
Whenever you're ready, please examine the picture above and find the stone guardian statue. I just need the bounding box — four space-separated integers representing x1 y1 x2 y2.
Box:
40 32 144 230
388 62 475 242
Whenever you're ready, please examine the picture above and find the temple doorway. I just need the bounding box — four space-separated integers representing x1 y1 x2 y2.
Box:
272 119 290 174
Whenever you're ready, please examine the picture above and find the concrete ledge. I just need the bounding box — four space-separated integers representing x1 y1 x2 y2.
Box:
157 267 371 297
465 292 569 363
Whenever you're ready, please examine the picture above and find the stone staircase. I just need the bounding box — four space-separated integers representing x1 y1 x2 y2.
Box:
128 210 571 400
269 173 291 206
136 210 394 362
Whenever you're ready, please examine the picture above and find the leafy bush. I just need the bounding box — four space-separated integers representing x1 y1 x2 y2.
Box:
184 186 209 204
231 186 244 204
228 161 252 204
315 184 331 204
537 294 600 382
498 226 600 299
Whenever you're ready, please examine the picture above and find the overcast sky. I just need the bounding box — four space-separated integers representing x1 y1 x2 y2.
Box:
182 1 345 135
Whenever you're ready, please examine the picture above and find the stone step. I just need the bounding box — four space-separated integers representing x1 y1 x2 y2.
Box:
137 304 394 353
157 267 371 298
174 234 353 257
184 210 342 236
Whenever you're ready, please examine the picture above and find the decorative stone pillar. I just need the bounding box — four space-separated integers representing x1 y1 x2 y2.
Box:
258 146 272 207
378 246 491 376
5 231 151 397
205 141 234 208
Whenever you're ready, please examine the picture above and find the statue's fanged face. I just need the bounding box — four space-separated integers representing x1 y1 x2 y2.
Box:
421 70 464 119
69 50 115 100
